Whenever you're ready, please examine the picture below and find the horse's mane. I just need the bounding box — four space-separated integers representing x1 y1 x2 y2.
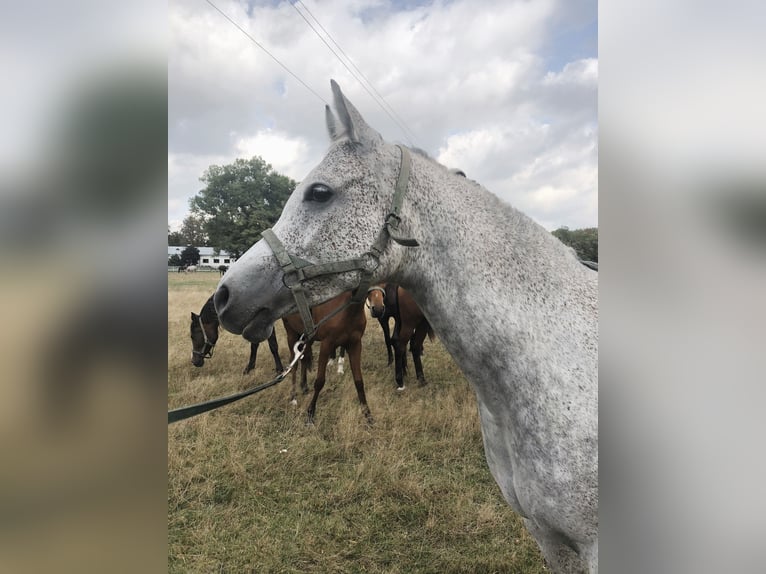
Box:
405 144 586 271
408 146 432 159
201 295 218 323
406 145 468 178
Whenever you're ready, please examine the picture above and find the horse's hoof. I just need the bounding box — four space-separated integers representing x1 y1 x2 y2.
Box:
290 398 298 406
418 377 428 386
396 385 406 392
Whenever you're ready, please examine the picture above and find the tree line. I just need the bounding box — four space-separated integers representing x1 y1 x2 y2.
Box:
551 227 598 263
168 156 296 264
169 155 596 265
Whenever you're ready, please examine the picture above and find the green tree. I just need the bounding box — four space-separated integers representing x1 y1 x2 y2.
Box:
168 230 184 245
180 246 200 266
189 157 296 258
180 214 207 246
552 227 598 262
168 254 183 266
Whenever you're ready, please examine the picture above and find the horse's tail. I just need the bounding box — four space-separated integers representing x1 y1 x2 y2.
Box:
426 321 435 342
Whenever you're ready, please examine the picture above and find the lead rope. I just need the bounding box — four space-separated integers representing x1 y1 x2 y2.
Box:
168 337 308 424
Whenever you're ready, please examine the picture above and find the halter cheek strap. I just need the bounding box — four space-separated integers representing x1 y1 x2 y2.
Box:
192 315 216 358
262 145 418 340
382 146 418 248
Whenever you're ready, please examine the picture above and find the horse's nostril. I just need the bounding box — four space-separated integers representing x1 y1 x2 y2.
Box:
214 284 230 314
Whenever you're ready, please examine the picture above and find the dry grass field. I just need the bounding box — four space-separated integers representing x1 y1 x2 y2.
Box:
168 272 546 573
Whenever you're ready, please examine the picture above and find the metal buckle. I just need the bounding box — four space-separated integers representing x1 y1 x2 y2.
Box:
282 270 304 289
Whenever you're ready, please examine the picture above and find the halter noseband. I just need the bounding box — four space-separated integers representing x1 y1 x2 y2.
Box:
192 314 216 359
262 145 417 340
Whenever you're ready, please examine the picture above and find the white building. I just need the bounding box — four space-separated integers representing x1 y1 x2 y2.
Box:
168 246 238 267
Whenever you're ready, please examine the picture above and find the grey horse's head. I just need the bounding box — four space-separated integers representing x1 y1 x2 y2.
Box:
214 81 408 341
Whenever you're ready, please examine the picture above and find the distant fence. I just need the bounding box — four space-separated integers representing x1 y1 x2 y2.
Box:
168 266 220 273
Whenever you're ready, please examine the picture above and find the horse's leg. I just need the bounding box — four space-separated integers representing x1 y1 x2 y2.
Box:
306 340 331 424
267 329 284 373
398 320 411 376
243 342 258 375
347 338 372 424
391 318 408 390
522 518 589 573
378 316 394 365
301 343 312 395
394 334 406 391
410 320 429 386
336 346 345 375
286 329 299 405
289 362 299 405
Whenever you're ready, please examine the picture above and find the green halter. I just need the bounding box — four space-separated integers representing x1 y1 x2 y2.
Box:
261 145 418 339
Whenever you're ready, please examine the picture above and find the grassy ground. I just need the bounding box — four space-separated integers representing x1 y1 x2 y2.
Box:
168 273 546 573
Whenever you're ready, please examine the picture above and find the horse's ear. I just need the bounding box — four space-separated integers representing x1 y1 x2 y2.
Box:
325 105 338 140
191 312 197 321
330 79 382 148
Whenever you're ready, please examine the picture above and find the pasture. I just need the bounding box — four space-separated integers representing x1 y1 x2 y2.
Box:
168 273 546 572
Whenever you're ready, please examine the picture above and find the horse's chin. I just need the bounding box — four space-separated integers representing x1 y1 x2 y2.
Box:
242 312 275 343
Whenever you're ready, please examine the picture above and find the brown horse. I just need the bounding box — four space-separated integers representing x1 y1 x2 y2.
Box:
191 295 284 375
282 291 371 424
367 284 433 390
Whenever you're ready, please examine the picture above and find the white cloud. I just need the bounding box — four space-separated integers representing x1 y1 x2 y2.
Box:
233 129 312 181
543 58 598 87
168 0 597 230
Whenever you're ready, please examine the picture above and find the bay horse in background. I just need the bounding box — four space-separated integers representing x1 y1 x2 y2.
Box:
281 291 371 424
365 285 395 365
212 81 598 572
191 295 284 375
218 265 229 276
367 284 434 390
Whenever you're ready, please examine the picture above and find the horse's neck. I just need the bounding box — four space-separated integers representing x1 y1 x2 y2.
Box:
393 160 597 399
201 296 218 324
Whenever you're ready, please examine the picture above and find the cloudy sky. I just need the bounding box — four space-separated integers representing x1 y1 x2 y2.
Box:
169 0 597 232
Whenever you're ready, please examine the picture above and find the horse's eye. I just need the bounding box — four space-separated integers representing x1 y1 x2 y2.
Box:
307 183 333 203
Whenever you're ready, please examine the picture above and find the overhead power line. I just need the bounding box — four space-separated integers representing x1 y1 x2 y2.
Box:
290 0 419 147
203 0 328 106
202 0 418 147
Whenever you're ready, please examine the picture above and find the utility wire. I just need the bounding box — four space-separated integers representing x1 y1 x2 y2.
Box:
203 0 418 146
295 0 418 144
290 0 419 146
203 0 328 106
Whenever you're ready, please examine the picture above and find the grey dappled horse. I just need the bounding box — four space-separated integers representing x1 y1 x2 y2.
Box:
214 81 598 573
